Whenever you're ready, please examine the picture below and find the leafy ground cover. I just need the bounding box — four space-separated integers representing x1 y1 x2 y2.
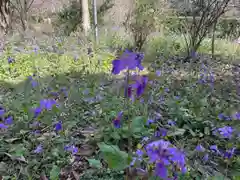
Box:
0 36 240 180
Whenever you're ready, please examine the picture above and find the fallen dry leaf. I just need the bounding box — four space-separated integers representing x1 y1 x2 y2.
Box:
40 173 48 180
77 144 95 156
4 153 28 163
72 170 80 180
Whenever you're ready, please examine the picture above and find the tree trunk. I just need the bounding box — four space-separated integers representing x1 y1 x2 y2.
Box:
211 20 217 60
0 0 11 34
81 0 90 35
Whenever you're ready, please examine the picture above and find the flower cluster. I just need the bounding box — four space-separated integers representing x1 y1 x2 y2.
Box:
28 75 38 88
131 140 187 179
198 63 215 87
64 144 78 154
0 106 14 129
195 144 236 160
125 75 149 99
218 112 240 121
111 50 144 75
113 111 123 128
212 125 235 139
32 98 58 118
111 50 148 101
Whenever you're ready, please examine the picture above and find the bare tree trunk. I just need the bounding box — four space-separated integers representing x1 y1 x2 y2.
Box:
81 0 90 35
211 20 217 59
0 0 11 34
11 0 35 32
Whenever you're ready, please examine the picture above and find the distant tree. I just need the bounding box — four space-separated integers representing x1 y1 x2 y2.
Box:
182 0 231 60
56 0 113 36
10 0 35 31
124 0 170 51
81 0 90 35
0 0 11 34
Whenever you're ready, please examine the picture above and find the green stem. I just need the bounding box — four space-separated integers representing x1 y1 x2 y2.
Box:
124 69 131 180
125 70 131 153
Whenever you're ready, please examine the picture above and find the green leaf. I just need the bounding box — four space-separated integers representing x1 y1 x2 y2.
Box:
87 158 102 169
168 128 186 137
131 116 145 133
111 131 121 140
97 143 128 170
204 127 210 135
13 145 26 156
98 142 120 152
50 165 60 180
4 138 21 143
212 176 226 180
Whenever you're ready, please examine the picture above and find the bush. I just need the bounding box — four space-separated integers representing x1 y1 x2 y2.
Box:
124 0 170 51
56 0 114 36
164 16 240 39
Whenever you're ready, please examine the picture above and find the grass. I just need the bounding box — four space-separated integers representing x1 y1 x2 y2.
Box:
0 33 240 180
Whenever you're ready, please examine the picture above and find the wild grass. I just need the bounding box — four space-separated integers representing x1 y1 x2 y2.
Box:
0 33 239 180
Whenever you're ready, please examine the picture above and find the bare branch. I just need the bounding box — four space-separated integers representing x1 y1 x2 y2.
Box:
181 0 231 60
27 0 35 12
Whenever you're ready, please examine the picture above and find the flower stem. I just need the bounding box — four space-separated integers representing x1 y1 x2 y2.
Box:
124 69 132 180
125 70 132 152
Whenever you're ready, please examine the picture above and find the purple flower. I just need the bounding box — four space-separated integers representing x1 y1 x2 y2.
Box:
137 76 148 97
34 144 43 154
141 137 149 143
146 139 171 163
131 75 148 97
32 130 41 135
83 89 89 95
0 109 4 116
198 72 207 84
131 149 144 166
195 144 205 152
54 121 62 132
146 140 186 179
40 99 57 111
113 111 123 128
139 98 144 103
169 149 186 173
210 145 220 154
64 145 78 154
159 96 165 103
130 157 137 166
146 119 154 126
33 46 38 53
136 149 143 158
203 153 209 162
0 123 8 128
175 96 180 100
191 50 197 58
218 126 234 139
111 50 144 75
218 113 232 121
33 107 42 118
8 57 15 64
31 80 38 88
155 128 167 137
167 120 176 126
218 113 225 120
233 112 240 120
156 70 161 77
164 88 170 93
124 86 132 98
209 72 215 83
155 162 168 179
223 147 236 159
4 116 13 125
